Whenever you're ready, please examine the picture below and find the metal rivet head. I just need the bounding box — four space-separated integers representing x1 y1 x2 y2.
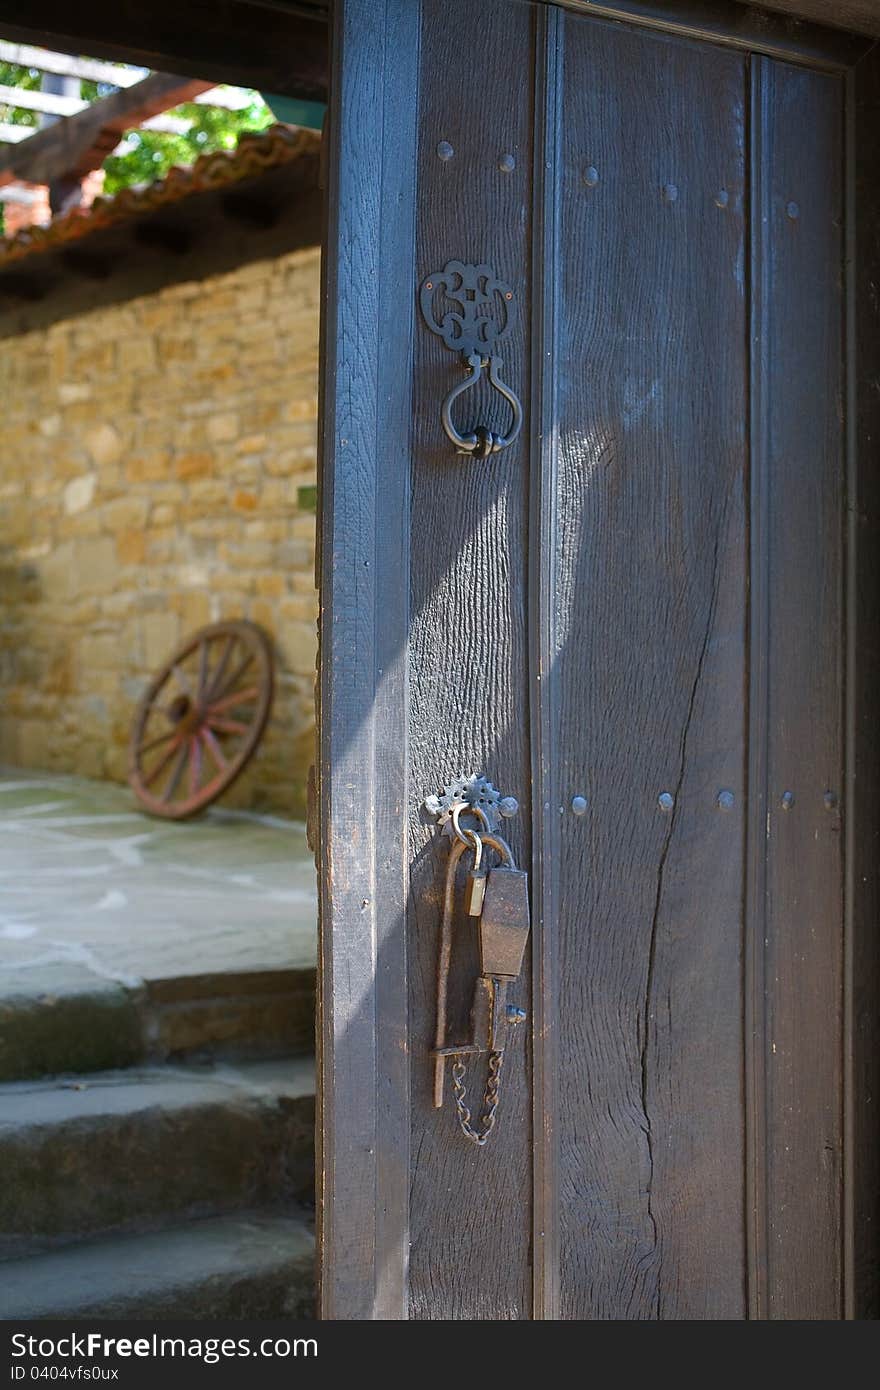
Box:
786 200 799 220
583 165 599 188
498 152 515 173
437 140 454 161
717 789 735 810
663 183 679 203
658 791 674 811
781 790 795 810
571 795 588 816
715 189 729 209
823 790 838 811
499 796 519 818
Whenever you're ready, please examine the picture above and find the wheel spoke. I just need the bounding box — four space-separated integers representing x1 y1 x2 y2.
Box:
207 685 260 715
188 735 202 799
130 619 272 818
197 638 210 698
137 729 176 757
142 734 183 787
162 742 188 802
210 650 254 704
207 716 249 736
201 727 228 773
172 663 195 697
204 636 234 703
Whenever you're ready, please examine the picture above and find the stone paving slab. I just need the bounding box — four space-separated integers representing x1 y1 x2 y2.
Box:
0 770 317 999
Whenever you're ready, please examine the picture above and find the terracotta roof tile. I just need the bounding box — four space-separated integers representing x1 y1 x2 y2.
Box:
0 124 319 267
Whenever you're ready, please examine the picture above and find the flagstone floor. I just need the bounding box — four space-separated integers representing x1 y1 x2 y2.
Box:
0 768 316 1003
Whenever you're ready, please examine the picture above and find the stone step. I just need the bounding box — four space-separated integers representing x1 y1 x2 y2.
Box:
0 1211 315 1320
0 1058 314 1259
0 965 315 1082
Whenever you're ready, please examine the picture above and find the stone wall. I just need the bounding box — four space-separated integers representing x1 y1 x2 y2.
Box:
0 245 320 816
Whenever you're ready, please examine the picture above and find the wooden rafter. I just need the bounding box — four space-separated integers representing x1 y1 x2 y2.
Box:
0 41 145 88
0 82 87 117
0 73 213 188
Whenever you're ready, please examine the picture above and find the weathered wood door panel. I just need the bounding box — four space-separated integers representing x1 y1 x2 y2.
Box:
750 56 844 1319
407 0 536 1322
319 0 851 1319
551 21 749 1321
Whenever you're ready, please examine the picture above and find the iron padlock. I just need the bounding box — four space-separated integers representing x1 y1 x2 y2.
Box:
478 863 530 979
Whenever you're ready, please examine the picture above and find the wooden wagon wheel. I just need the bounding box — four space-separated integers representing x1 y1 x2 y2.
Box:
128 619 274 820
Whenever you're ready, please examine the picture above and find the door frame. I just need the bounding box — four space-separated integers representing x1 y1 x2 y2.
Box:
319 0 880 1319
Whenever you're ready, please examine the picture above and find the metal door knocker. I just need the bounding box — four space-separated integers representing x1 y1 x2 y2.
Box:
424 779 530 1146
420 260 523 458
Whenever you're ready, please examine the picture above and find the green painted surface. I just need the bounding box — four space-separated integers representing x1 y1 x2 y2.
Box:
262 94 326 131
297 484 318 513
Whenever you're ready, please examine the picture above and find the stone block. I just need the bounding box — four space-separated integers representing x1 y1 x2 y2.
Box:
85 424 122 467
116 530 146 566
57 382 92 406
40 542 76 603
78 634 119 672
142 611 180 669
206 412 239 443
125 451 170 484
179 592 211 631
275 619 318 677
103 496 150 532
118 337 157 373
175 451 214 481
256 574 285 599
232 490 258 512
74 536 117 597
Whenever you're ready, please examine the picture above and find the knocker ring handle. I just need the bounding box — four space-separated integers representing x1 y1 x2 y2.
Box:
420 261 523 460
441 352 523 459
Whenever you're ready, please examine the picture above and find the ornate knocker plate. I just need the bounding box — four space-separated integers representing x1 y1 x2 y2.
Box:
420 260 523 458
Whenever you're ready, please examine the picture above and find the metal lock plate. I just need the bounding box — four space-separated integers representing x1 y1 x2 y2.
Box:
478 867 530 979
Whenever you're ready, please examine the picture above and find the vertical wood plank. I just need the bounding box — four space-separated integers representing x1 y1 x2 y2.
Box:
317 0 418 1319
745 53 772 1320
407 0 535 1321
530 1 563 1322
848 42 880 1321
752 56 845 1321
553 15 748 1319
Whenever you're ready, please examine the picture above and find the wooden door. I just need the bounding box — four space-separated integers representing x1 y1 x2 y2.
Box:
319 0 865 1319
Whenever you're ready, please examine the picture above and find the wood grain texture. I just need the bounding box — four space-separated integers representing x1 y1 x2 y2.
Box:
407 0 535 1321
745 55 773 1318
529 2 564 1321
317 0 416 1319
755 57 845 1321
553 15 748 1319
552 0 867 68
849 42 880 1320
742 0 880 38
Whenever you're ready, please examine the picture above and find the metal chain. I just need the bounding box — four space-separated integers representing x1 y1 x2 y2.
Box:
451 1050 504 1146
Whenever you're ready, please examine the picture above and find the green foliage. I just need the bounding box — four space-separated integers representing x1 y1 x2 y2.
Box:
0 61 274 197
0 61 41 129
102 96 273 195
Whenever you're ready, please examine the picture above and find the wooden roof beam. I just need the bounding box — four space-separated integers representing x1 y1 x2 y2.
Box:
0 3 328 100
0 72 213 187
